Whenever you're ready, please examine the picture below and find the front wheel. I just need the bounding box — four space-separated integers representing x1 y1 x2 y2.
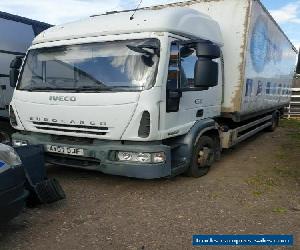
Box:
186 136 217 178
0 131 10 144
0 120 14 144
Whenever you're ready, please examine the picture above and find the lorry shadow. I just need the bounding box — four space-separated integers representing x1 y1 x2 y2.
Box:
220 130 267 157
0 217 28 240
46 164 171 184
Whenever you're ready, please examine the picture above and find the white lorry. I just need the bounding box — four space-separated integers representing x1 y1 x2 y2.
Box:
0 11 50 141
10 0 297 179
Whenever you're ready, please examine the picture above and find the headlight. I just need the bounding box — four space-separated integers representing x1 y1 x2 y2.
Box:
12 140 28 147
116 151 165 164
0 144 22 166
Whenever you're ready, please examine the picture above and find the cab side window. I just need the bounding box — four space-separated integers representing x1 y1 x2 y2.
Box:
167 43 180 91
180 48 197 88
167 43 198 90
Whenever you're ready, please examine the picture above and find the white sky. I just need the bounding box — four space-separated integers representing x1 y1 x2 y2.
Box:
0 0 299 48
0 0 186 24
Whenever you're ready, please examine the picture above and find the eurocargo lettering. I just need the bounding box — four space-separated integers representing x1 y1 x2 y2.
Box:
9 0 299 179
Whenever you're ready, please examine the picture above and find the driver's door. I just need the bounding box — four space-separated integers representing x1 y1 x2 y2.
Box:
161 40 222 138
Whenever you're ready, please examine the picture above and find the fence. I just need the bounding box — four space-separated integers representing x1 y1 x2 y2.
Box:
286 88 300 119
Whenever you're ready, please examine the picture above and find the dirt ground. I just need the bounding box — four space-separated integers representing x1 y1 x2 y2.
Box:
0 120 299 250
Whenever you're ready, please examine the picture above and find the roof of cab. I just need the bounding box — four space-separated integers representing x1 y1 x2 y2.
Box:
33 7 223 45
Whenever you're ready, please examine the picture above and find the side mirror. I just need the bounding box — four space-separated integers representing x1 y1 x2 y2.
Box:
10 69 19 88
194 42 220 88
196 43 220 59
10 56 23 69
296 50 300 74
194 59 219 88
9 56 23 88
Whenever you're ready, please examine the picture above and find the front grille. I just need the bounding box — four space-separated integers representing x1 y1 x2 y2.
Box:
33 122 108 131
46 153 101 167
32 121 109 136
51 135 94 145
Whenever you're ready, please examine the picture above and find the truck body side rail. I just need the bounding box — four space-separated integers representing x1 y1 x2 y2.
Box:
221 115 273 148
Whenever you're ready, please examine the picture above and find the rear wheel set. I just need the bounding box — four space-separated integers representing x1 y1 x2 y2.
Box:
267 112 279 132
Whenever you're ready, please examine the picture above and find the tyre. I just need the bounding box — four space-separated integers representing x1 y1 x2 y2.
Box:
0 120 14 143
0 131 10 144
186 136 217 178
267 112 279 132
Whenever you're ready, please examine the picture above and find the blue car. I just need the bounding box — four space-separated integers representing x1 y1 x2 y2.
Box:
0 144 28 223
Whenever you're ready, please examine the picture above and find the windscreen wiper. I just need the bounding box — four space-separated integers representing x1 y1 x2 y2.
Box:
127 44 160 57
75 86 114 92
23 86 74 92
127 44 159 67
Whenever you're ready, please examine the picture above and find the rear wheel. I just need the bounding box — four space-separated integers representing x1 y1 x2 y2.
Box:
267 112 279 132
186 136 217 178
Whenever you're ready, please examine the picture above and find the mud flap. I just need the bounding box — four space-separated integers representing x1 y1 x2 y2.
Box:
34 178 66 204
15 145 66 205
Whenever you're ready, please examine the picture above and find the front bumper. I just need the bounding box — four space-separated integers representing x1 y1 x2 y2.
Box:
12 132 172 179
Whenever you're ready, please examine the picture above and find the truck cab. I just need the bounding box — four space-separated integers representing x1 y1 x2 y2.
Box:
10 8 224 178
11 2 296 179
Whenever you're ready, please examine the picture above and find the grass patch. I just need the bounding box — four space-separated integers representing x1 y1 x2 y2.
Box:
276 150 288 160
275 119 300 181
252 190 263 197
245 173 279 196
287 132 300 143
208 192 220 199
280 119 300 129
273 165 300 178
246 119 300 196
272 207 287 213
279 120 300 149
281 119 300 143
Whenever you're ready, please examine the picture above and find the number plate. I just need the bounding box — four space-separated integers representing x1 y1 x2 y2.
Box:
46 145 84 156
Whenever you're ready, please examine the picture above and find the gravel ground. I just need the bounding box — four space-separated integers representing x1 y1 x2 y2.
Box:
0 121 299 250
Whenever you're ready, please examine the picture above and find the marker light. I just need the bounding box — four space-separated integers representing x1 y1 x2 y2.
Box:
12 140 28 147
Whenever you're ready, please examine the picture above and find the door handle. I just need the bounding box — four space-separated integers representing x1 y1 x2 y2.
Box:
196 109 204 117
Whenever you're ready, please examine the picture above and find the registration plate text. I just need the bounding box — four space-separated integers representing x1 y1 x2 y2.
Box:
46 145 84 156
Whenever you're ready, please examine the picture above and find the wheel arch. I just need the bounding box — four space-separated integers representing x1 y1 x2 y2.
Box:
165 119 220 176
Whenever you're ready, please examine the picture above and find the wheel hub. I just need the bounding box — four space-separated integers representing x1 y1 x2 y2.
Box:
197 147 213 167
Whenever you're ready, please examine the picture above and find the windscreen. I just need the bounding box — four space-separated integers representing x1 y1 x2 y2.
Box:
17 39 160 92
